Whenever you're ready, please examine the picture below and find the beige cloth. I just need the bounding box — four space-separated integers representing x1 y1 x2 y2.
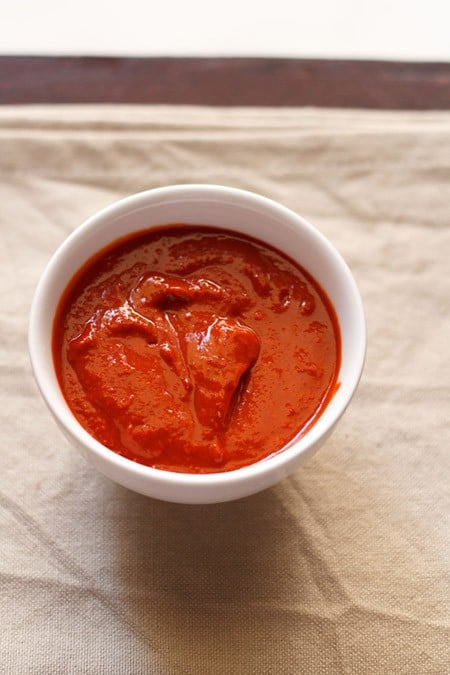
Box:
0 105 449 674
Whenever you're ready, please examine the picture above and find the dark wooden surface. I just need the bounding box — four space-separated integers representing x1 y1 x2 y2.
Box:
0 56 449 108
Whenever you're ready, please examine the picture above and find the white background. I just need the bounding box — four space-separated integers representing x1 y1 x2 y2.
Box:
1 0 449 61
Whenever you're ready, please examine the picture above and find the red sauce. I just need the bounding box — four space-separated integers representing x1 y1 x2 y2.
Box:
53 226 341 473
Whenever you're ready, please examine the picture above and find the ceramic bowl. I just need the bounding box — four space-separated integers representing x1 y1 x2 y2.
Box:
29 184 365 503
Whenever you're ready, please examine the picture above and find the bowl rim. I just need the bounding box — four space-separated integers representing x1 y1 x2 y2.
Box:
29 183 366 494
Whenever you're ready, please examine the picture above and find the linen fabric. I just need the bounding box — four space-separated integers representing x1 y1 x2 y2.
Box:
0 105 449 674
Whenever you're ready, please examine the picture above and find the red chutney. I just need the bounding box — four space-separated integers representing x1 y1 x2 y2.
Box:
53 226 341 473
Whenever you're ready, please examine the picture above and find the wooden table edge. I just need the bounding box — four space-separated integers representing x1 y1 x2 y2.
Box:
0 56 449 109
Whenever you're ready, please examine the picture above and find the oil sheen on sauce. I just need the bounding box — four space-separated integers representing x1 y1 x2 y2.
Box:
53 226 341 473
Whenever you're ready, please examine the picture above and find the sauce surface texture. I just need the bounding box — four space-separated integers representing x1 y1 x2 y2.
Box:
53 226 340 473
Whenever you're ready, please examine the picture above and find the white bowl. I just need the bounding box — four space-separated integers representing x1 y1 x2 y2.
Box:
29 184 365 504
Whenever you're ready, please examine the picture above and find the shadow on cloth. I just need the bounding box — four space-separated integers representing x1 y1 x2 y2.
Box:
105 477 345 674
